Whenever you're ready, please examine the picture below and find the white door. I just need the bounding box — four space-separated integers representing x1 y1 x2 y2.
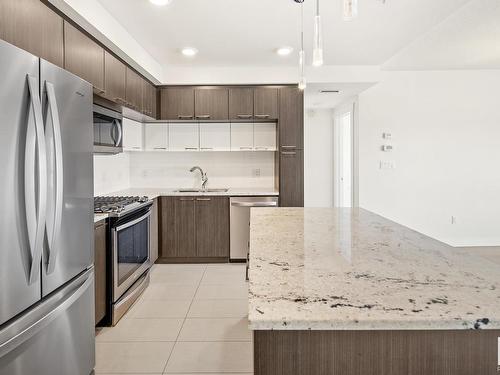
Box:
230 122 254 151
123 118 143 151
169 123 199 151
144 123 168 151
200 123 231 151
254 122 277 151
334 107 353 207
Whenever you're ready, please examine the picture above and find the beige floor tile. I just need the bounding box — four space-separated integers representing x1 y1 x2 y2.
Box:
165 342 253 373
187 299 249 318
150 269 205 285
178 318 252 342
96 318 183 342
95 342 173 373
195 283 248 300
201 266 247 285
127 299 192 318
141 284 198 300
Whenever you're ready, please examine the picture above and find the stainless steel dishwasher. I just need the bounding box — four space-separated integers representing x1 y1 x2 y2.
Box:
230 197 279 265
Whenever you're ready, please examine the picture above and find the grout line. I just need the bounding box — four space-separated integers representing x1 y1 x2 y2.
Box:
161 263 208 374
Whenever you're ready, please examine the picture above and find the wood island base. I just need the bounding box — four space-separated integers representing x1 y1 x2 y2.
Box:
253 329 500 375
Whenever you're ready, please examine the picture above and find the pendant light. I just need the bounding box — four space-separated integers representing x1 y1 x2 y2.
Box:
297 0 307 90
343 0 358 21
312 0 323 67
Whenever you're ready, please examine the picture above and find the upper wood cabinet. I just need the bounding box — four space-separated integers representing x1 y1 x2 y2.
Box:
126 67 143 111
279 87 304 150
229 88 254 120
63 21 104 93
0 0 63 67
160 87 195 120
142 80 157 118
104 51 126 104
195 88 229 120
254 88 279 120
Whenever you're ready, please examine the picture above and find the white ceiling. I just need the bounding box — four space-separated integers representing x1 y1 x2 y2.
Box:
384 0 500 70
96 0 470 68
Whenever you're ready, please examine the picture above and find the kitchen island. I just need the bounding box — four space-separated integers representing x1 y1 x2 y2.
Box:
248 208 500 375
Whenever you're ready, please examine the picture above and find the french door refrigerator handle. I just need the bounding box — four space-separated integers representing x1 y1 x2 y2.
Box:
44 81 64 274
0 270 93 359
25 74 47 284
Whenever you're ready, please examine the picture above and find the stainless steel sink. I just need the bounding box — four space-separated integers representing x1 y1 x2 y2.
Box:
175 188 229 193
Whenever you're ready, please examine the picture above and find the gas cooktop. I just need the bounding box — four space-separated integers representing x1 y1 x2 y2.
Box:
94 196 150 216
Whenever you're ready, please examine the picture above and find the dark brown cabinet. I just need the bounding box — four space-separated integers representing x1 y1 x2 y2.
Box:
160 196 229 262
160 87 195 120
254 87 279 120
63 21 104 93
104 51 126 104
142 79 157 118
195 197 229 258
279 87 304 150
229 88 254 120
195 88 229 120
94 220 107 325
279 149 304 207
0 0 64 67
150 198 159 263
126 67 143 111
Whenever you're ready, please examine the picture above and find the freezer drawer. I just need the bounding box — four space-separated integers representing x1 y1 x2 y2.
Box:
0 269 95 375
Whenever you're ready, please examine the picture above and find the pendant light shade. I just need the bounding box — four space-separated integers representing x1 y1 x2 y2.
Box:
312 0 324 67
343 0 358 21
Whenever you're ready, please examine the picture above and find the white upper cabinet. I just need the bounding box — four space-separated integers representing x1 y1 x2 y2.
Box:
123 118 143 151
200 123 231 151
169 123 199 151
254 122 277 151
230 122 254 151
145 123 168 151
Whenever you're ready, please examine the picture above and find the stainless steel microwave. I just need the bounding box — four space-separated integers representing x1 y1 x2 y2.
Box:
93 104 123 154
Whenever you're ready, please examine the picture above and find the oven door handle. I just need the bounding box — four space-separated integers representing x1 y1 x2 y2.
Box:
115 210 152 232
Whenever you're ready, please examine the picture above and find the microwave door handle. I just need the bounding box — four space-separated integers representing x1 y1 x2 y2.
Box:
44 82 64 275
26 75 47 284
113 120 122 147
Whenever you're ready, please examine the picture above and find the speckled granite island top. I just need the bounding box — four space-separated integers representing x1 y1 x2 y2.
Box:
248 208 500 331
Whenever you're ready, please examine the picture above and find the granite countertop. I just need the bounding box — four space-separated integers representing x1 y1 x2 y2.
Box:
93 187 279 222
248 208 500 331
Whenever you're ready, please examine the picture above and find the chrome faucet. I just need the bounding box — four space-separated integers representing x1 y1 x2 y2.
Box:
190 166 208 190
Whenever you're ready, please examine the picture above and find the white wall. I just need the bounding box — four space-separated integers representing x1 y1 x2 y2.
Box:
304 109 334 207
93 153 130 196
129 152 275 190
358 70 500 247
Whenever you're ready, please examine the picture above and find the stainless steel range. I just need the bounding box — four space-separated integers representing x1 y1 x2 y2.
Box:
94 196 153 325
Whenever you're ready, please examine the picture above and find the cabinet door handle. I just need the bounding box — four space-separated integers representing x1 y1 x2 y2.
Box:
153 147 167 150
255 147 269 150
282 145 297 149
237 114 252 119
196 198 212 201
180 198 195 201
196 115 211 119
239 147 253 150
255 114 270 119
178 115 193 119
200 147 213 150
184 147 198 150
281 151 297 155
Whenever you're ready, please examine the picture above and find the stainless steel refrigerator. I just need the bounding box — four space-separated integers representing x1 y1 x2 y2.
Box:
0 40 95 375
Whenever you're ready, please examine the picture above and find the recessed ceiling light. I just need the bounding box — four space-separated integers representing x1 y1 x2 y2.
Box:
181 47 198 57
276 47 293 56
149 0 172 6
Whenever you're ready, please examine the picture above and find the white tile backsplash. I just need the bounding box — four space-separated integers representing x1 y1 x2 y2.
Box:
94 151 276 195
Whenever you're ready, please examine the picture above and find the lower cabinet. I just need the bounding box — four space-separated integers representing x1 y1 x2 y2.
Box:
150 198 159 264
94 220 107 325
159 196 229 262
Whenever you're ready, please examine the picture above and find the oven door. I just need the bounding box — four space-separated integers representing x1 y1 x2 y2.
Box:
112 208 151 302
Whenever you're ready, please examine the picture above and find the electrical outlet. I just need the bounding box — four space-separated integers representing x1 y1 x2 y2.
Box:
451 216 457 225
379 161 396 170
253 168 261 177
